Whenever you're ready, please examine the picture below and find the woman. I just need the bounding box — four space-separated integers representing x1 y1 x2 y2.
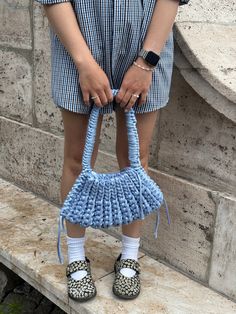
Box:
35 0 190 302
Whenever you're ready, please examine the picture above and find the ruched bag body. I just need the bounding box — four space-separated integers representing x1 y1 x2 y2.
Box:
57 89 170 263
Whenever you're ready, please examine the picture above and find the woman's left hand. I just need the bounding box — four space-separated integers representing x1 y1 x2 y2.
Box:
115 57 154 112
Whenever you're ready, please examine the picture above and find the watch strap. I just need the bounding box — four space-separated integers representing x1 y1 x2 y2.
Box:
138 48 160 67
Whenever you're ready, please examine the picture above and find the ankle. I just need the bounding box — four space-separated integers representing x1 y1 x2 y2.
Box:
120 234 140 278
66 235 87 280
121 234 140 261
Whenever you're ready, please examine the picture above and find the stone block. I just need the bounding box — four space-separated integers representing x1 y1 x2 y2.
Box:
0 0 31 49
0 49 32 124
209 194 236 301
157 67 236 196
0 116 63 202
140 170 216 282
174 22 236 104
33 4 64 134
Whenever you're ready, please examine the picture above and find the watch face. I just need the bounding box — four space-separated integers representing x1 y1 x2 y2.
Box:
146 51 160 66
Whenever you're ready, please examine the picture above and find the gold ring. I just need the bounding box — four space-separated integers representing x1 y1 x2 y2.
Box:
132 94 140 98
91 95 99 100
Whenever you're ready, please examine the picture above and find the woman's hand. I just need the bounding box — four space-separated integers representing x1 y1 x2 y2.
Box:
115 57 154 112
42 3 113 108
76 57 114 108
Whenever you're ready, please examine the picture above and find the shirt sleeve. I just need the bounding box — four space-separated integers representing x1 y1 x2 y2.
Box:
179 0 190 5
34 0 71 4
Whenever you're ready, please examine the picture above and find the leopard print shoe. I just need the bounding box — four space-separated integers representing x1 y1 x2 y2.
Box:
66 256 97 302
112 253 141 299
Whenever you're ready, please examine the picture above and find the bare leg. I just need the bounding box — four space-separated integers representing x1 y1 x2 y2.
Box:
59 108 104 237
115 105 160 237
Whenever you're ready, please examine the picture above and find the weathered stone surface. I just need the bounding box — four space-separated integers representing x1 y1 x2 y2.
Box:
0 0 31 49
174 22 236 104
0 114 126 202
70 255 236 314
209 194 236 300
0 49 32 124
141 171 216 282
176 0 236 24
1 177 236 313
174 1 236 125
33 4 66 134
174 43 236 123
0 116 63 202
157 68 236 196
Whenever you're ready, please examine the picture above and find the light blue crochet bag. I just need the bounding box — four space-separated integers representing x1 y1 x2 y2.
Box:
57 89 170 263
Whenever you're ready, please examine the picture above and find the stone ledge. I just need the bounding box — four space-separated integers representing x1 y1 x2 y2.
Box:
173 43 236 123
174 22 236 105
0 177 236 313
174 0 236 122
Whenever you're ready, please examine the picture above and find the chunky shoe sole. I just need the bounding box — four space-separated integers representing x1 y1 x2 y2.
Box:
69 289 97 302
112 285 140 300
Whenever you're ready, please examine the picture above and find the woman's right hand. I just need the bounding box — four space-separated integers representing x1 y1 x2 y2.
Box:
42 3 113 108
76 57 114 108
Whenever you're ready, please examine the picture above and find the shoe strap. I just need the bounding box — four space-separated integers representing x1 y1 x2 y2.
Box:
116 258 141 274
66 259 91 277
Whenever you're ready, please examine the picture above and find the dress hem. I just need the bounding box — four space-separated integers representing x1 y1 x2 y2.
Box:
53 97 170 115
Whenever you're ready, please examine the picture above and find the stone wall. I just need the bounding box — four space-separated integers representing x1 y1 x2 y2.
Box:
0 0 235 302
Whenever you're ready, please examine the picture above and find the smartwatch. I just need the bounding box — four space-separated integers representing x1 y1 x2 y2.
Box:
138 48 160 67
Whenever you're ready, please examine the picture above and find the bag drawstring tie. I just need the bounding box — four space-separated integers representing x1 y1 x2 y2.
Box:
57 215 65 264
154 194 171 239
135 170 171 239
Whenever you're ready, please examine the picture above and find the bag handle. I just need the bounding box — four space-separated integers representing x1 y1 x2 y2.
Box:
82 89 141 172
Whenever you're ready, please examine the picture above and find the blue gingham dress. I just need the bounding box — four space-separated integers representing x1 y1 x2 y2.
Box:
35 0 190 115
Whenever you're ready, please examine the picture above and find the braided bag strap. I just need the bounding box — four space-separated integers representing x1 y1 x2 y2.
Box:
82 89 142 172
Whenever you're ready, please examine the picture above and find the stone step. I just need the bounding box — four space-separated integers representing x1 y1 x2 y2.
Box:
0 177 235 314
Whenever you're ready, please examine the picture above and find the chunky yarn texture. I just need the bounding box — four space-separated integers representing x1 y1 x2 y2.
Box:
57 89 171 264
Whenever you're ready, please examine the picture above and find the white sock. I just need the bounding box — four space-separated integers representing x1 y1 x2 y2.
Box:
120 234 140 278
66 235 87 280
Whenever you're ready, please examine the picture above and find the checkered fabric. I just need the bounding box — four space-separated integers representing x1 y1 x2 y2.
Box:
34 0 190 114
